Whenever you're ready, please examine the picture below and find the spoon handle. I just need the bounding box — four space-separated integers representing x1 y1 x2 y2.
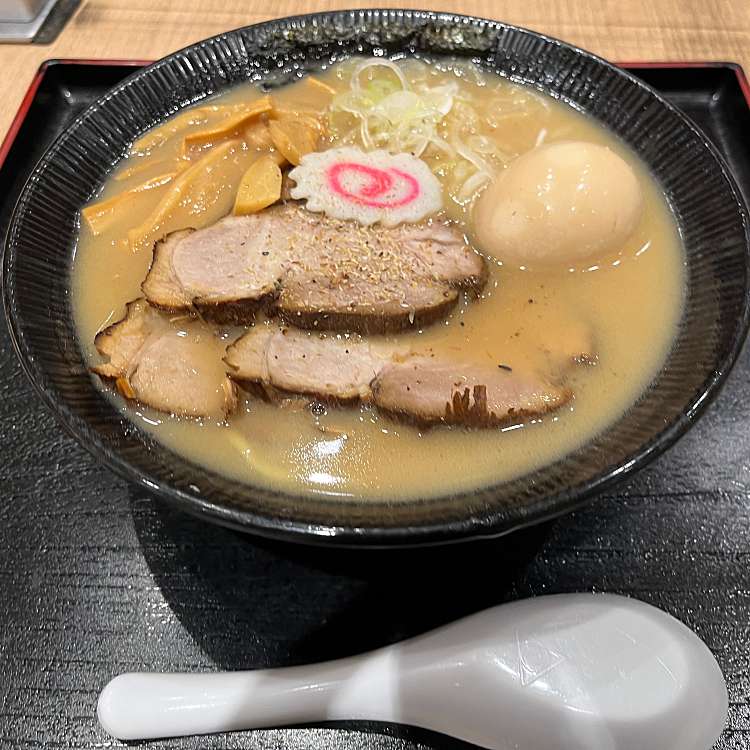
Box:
97 651 395 740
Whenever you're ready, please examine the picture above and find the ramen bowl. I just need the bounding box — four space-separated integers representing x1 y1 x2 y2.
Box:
3 10 749 546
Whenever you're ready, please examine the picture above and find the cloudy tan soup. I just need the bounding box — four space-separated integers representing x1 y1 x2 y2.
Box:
72 58 684 500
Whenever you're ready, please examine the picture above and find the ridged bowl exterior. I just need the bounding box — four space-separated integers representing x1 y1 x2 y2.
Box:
3 10 749 546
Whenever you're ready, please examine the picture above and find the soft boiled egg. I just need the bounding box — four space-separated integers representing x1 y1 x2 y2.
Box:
472 141 644 268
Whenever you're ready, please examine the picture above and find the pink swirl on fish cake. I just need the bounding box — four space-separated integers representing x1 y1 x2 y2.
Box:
327 162 420 209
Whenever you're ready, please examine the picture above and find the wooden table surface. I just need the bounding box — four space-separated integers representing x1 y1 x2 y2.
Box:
0 0 749 141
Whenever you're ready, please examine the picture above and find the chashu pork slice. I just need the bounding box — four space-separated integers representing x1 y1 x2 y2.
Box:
224 325 393 402
142 203 485 332
224 325 571 427
372 358 571 427
141 217 288 325
92 299 237 418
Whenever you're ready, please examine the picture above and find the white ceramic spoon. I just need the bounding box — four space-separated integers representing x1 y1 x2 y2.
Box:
97 593 727 749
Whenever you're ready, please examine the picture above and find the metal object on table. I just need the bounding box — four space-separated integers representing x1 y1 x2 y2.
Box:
0 0 63 42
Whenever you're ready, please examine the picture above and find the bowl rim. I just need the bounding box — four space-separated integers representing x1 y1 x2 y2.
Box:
3 8 750 547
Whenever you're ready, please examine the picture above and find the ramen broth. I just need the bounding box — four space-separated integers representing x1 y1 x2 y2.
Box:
72 58 685 499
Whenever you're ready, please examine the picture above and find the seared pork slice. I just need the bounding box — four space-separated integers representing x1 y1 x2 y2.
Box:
277 275 458 333
277 218 485 333
224 325 392 402
142 218 286 325
372 358 571 427
92 299 237 418
142 203 485 332
225 325 570 427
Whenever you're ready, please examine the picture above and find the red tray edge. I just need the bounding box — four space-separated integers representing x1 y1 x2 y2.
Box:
1 58 748 176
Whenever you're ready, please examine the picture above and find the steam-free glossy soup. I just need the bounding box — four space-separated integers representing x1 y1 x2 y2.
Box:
72 58 684 500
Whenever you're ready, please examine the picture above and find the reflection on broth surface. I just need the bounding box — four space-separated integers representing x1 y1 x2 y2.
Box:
72 57 685 500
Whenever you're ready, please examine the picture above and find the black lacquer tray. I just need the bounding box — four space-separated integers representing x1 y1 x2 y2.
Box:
0 60 749 749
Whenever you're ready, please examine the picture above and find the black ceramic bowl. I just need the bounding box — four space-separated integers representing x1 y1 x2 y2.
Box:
3 10 749 546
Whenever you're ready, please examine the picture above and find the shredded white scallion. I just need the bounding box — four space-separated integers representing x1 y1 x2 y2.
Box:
351 58 410 96
327 57 549 206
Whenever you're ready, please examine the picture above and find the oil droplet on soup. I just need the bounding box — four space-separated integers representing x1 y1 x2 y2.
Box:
72 58 685 501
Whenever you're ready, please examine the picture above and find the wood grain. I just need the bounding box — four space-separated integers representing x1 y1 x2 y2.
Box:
0 0 749 140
